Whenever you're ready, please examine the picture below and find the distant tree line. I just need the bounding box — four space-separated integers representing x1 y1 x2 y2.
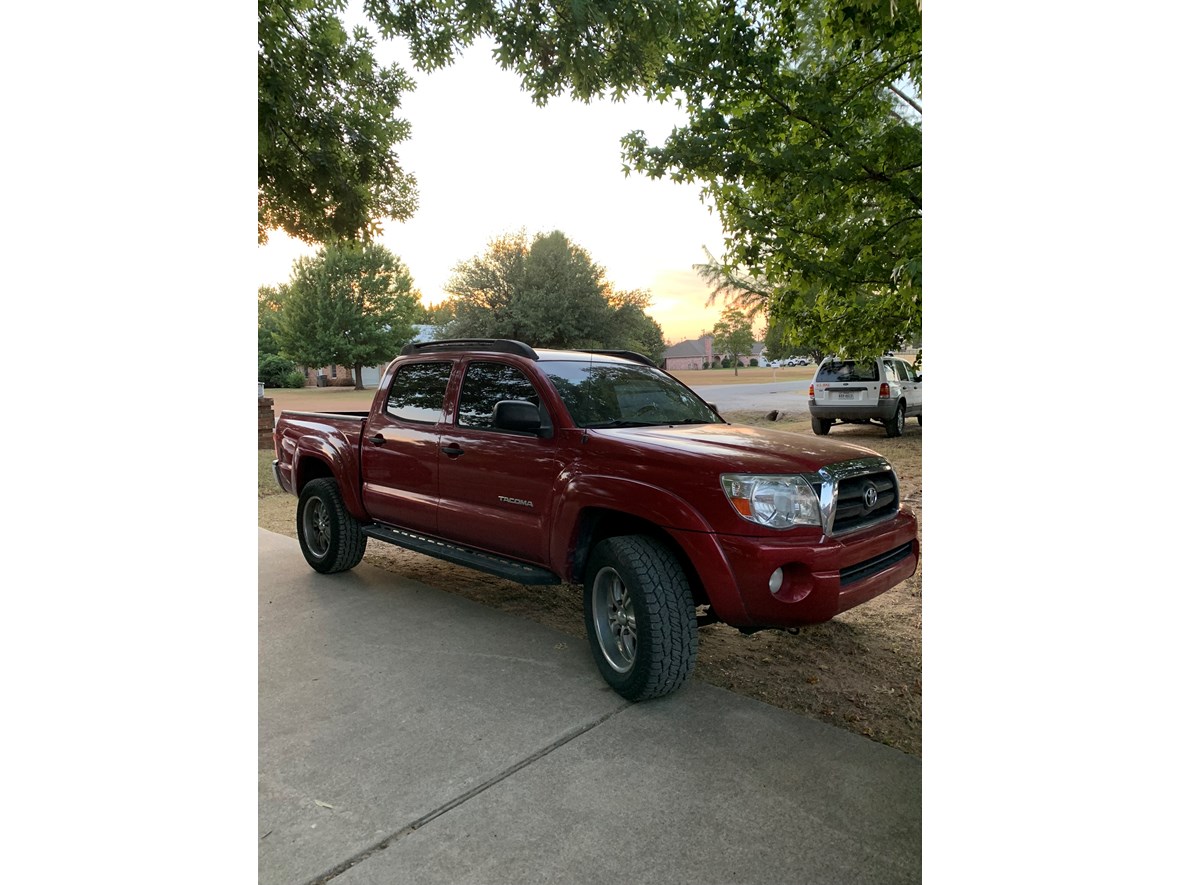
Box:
258 230 667 388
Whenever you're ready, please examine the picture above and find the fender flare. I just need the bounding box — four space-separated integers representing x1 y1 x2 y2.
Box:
548 475 748 623
291 434 368 522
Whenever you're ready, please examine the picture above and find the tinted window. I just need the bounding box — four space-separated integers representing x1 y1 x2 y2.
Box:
385 362 453 423
458 362 546 430
540 360 723 428
816 360 880 383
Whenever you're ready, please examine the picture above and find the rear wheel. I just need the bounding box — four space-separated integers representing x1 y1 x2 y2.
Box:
885 401 906 437
297 478 367 574
811 416 832 435
583 536 698 701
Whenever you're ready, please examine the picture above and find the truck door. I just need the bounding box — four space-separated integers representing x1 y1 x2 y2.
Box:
436 360 568 565
361 360 454 534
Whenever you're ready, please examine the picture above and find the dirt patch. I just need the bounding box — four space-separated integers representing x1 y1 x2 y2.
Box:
259 411 921 756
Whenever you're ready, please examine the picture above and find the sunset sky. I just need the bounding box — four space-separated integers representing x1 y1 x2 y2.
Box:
257 28 732 344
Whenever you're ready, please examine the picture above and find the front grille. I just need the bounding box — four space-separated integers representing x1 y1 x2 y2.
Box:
832 470 899 534
840 542 914 586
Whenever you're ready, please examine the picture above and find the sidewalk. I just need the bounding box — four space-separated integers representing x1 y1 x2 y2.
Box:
259 529 920 885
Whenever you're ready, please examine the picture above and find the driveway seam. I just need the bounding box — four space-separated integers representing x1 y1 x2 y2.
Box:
302 703 629 885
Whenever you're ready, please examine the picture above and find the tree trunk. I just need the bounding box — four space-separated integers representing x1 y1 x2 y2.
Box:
353 363 365 390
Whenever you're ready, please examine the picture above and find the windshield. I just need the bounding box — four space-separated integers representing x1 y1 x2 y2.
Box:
540 360 725 428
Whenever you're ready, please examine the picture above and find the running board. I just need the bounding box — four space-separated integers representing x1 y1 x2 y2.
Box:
362 524 562 585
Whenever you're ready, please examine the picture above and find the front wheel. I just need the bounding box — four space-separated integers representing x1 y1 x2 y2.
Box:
583 536 698 701
885 401 906 437
297 478 367 574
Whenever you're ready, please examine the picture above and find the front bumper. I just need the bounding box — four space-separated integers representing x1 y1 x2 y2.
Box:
673 510 919 629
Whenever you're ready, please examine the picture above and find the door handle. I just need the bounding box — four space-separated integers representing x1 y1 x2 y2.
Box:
368 433 386 446
441 443 464 457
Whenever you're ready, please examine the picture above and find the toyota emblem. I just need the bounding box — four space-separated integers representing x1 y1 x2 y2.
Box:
863 484 878 509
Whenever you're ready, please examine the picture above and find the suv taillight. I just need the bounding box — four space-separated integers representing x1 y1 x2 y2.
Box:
808 383 814 399
879 382 891 398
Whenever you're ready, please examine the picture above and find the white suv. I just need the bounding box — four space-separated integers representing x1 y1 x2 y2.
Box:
808 356 922 437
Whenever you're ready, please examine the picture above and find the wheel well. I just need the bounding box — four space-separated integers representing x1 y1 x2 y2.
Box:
571 509 709 608
295 456 334 494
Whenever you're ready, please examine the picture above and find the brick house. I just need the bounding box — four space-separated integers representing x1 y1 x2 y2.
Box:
661 335 766 370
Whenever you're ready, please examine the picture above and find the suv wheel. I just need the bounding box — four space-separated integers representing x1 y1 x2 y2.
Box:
811 416 832 435
583 536 698 701
885 402 906 438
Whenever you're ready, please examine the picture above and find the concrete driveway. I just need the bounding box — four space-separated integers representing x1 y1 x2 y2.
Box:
259 529 920 885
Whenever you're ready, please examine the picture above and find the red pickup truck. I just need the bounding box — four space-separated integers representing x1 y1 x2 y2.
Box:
272 339 919 701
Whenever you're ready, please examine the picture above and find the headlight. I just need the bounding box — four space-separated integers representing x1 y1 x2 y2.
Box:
720 474 821 529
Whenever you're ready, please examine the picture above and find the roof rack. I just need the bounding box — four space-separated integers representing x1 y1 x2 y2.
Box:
400 339 539 360
581 349 658 368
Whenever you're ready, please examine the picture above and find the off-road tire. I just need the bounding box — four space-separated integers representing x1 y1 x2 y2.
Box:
297 478 368 574
811 416 832 435
917 413 922 427
885 402 906 438
583 536 698 701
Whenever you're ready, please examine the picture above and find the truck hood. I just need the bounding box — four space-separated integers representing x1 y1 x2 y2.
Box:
591 422 884 474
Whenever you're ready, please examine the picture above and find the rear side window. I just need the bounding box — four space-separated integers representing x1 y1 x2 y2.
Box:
458 362 547 430
385 362 453 423
817 360 880 383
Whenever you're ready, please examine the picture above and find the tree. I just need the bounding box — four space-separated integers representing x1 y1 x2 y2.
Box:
604 288 666 364
513 231 612 348
362 0 701 104
361 1 919 363
443 230 530 340
259 0 418 244
622 1 921 362
443 230 665 360
276 242 421 389
258 285 285 358
711 305 755 376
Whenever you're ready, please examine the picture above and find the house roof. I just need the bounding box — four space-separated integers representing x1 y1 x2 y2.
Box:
663 337 710 359
662 335 764 360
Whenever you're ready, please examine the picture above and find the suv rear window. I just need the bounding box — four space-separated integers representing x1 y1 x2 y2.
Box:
816 360 880 383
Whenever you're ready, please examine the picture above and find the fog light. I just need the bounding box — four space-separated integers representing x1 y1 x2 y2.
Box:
769 567 784 594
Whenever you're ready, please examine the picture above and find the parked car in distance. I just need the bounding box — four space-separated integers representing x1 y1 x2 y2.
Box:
808 356 922 437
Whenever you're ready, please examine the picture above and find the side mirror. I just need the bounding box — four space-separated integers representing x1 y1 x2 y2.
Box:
492 400 543 434
914 374 922 383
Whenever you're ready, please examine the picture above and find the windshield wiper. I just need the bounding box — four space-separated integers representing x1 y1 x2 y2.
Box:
582 420 662 429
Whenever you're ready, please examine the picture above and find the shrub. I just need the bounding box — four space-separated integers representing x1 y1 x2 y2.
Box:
281 369 306 389
259 354 299 388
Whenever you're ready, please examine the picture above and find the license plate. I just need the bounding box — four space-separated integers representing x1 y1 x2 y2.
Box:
837 391 855 400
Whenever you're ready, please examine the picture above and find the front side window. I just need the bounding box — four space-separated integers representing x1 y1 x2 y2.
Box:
385 361 453 423
458 362 546 430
